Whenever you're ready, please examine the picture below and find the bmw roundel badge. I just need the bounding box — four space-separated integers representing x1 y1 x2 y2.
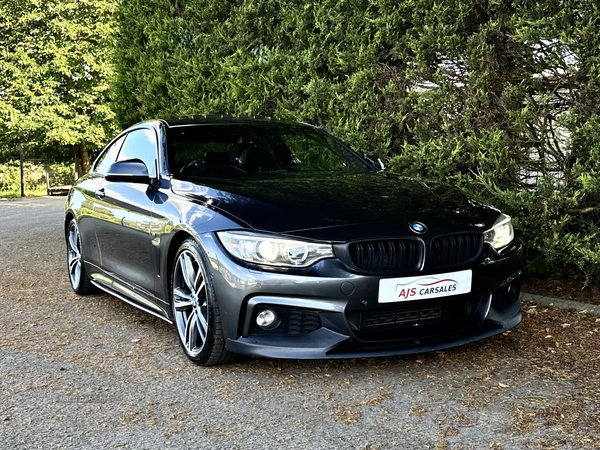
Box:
409 222 427 234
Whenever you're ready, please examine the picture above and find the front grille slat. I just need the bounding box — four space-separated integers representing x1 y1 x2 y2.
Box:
376 241 384 270
431 233 482 269
405 239 414 267
348 239 424 273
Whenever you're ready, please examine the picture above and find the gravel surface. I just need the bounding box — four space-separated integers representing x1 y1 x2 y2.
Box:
1 196 599 450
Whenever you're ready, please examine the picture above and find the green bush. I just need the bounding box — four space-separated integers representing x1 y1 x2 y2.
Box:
48 162 76 186
0 161 44 191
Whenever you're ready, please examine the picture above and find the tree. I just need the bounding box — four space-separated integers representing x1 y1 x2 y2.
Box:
0 0 118 176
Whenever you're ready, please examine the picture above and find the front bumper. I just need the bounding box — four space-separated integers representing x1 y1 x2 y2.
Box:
202 232 525 360
226 273 522 359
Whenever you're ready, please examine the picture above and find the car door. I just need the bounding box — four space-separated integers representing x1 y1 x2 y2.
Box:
93 127 158 297
76 134 127 270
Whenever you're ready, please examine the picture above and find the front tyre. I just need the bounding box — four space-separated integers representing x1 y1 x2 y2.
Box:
66 218 96 295
171 238 238 366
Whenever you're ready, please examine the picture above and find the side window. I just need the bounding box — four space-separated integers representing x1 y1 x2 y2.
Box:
94 135 126 175
117 128 158 177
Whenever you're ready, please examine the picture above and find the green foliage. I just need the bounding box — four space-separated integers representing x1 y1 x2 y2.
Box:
112 0 600 284
524 249 561 280
0 160 74 197
0 161 43 191
0 0 118 156
48 162 76 186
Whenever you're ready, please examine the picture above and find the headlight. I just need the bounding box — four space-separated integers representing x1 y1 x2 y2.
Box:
484 214 514 250
217 231 334 267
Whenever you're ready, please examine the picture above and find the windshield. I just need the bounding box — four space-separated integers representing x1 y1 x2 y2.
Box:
167 122 371 178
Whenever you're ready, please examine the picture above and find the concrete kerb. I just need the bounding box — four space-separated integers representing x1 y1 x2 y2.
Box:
521 291 600 316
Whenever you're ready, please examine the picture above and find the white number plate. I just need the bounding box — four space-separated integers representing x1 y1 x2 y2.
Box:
378 270 472 303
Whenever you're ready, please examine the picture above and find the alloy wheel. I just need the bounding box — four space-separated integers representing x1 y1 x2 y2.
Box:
67 221 82 289
172 249 210 357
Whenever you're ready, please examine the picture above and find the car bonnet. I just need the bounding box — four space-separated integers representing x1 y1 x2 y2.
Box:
170 172 501 242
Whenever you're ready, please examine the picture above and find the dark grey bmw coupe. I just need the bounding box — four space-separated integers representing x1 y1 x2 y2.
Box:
65 116 524 366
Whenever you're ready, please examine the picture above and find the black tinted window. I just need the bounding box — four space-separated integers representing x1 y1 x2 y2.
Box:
117 128 158 177
94 135 126 174
168 123 369 178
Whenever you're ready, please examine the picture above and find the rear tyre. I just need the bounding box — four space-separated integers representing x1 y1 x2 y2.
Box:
171 238 238 366
66 218 96 295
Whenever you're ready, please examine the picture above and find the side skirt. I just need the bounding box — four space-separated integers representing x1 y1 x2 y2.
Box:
89 272 173 324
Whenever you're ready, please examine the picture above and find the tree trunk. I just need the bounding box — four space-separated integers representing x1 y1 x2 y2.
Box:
74 145 91 179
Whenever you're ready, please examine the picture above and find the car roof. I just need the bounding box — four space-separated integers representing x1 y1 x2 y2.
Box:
159 115 309 128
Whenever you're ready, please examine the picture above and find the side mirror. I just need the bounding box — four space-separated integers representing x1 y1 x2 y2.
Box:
105 160 151 184
365 156 385 172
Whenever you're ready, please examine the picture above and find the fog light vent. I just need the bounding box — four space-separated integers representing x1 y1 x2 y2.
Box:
250 307 321 336
256 309 278 329
491 278 522 308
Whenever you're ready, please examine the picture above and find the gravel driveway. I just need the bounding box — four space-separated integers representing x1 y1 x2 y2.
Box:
1 197 599 449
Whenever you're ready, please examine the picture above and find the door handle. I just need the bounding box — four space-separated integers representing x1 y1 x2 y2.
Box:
95 188 105 199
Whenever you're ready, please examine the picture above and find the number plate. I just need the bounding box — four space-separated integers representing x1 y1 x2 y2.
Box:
378 270 472 303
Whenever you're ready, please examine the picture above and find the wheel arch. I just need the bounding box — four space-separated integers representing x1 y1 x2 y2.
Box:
64 211 76 237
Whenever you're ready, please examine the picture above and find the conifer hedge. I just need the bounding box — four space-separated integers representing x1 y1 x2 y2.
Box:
113 0 600 283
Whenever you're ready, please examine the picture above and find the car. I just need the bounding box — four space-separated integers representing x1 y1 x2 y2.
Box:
65 116 525 366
